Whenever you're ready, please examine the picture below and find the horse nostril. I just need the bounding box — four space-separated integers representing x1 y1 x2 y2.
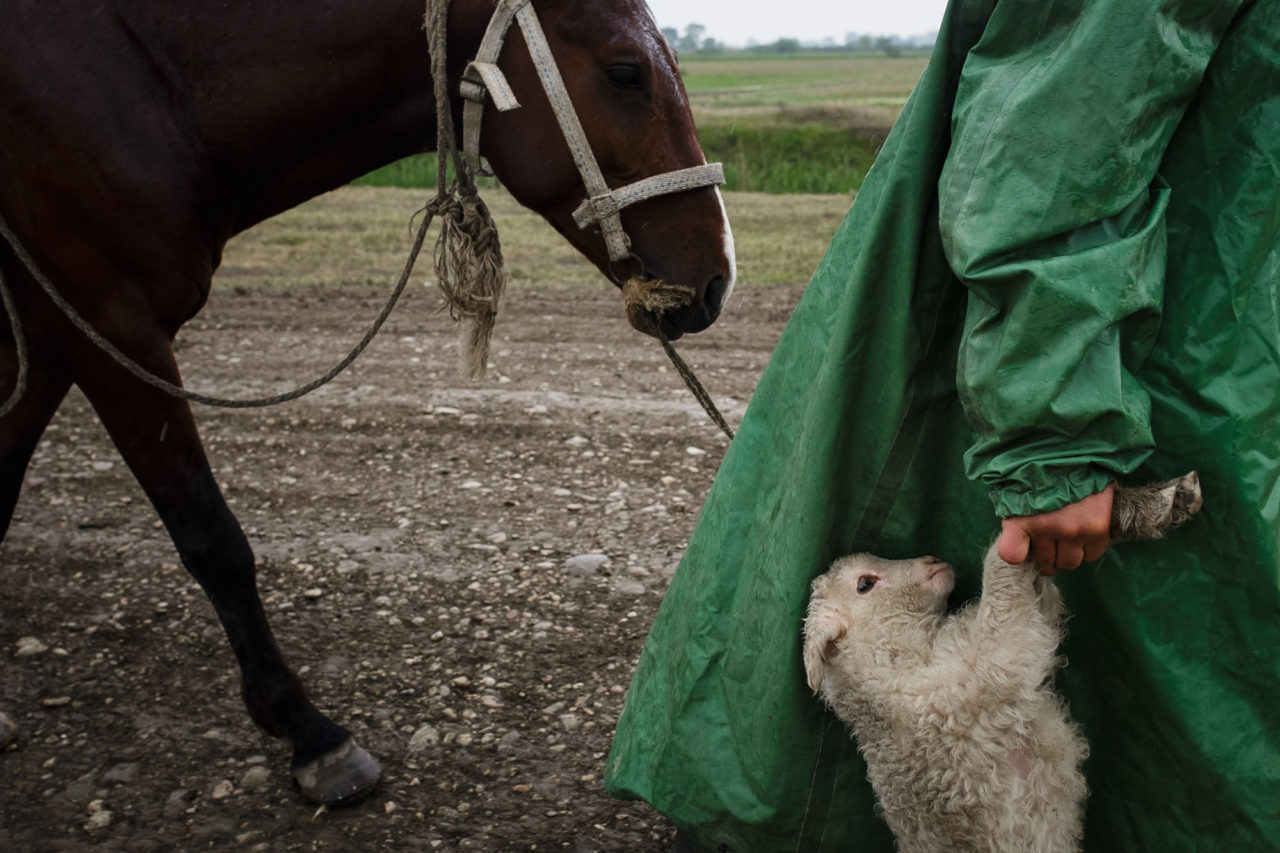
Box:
702 274 727 319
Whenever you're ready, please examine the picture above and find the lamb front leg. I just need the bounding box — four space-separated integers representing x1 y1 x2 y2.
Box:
968 547 1062 693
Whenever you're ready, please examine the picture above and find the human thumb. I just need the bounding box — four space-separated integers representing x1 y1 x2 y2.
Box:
997 521 1031 565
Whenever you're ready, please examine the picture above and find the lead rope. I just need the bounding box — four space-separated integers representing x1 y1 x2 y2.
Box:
657 331 735 441
622 278 735 440
2 204 735 434
0 258 29 419
0 206 431 409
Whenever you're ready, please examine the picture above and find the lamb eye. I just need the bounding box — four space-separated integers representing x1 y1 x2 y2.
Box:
856 576 877 594
605 64 644 92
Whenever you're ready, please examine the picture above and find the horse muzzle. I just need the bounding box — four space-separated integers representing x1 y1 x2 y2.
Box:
622 272 730 340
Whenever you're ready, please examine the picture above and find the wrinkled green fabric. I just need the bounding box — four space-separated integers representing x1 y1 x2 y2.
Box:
606 0 1280 849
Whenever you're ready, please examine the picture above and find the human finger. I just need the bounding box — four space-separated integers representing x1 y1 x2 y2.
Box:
1056 541 1085 572
1082 535 1110 563
1031 536 1057 576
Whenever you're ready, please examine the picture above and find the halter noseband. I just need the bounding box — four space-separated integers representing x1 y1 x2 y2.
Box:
454 0 726 262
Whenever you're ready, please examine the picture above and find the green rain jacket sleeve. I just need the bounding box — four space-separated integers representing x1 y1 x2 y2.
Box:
938 0 1242 518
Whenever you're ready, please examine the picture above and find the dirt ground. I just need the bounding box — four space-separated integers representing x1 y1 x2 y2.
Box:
0 261 807 851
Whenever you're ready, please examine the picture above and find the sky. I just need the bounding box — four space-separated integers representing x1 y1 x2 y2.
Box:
643 0 949 46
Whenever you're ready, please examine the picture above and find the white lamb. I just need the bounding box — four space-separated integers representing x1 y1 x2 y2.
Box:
803 473 1201 853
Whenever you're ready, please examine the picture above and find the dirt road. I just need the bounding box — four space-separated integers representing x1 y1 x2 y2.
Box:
1 261 806 851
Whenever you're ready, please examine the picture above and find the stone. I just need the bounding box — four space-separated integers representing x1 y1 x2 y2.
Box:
15 636 49 657
163 788 195 819
84 802 113 831
408 724 440 753
0 712 16 748
563 554 609 576
102 762 139 785
210 779 234 799
240 765 272 790
612 578 647 596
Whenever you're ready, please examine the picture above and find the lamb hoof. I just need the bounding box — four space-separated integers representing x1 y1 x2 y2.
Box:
293 737 381 804
0 712 16 748
1167 471 1203 528
1111 471 1204 541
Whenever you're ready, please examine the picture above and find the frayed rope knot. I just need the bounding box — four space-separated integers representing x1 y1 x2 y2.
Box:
621 277 695 316
432 187 506 379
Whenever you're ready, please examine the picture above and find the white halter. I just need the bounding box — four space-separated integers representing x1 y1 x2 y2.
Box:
455 0 726 262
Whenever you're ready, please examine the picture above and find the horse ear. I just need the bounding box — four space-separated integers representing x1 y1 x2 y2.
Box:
803 578 848 694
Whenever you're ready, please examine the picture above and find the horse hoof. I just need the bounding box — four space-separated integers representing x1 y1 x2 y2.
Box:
0 712 16 748
293 737 381 804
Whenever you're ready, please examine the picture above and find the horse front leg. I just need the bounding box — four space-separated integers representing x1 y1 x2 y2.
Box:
0 340 71 749
0 345 71 541
73 343 380 804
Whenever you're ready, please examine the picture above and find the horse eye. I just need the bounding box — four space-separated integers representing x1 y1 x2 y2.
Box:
605 64 644 92
856 576 877 594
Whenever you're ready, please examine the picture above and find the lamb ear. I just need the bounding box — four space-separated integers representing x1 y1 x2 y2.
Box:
802 590 848 694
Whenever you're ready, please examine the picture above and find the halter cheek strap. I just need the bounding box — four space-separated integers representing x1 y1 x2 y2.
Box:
455 0 726 262
458 0 527 172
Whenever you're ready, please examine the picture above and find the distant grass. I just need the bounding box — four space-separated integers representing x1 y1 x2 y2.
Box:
354 51 924 195
354 156 498 191
697 112 882 194
678 52 929 112
218 185 851 292
354 117 882 195
353 156 436 189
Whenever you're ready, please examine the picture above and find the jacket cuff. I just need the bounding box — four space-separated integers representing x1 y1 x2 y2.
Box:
989 464 1115 518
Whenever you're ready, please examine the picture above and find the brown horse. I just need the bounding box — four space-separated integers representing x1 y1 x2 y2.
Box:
0 0 735 802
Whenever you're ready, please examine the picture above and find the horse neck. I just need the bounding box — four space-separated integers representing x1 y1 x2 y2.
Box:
171 0 482 236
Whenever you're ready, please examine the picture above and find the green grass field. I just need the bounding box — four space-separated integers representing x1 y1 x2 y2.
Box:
356 51 927 195
680 52 928 112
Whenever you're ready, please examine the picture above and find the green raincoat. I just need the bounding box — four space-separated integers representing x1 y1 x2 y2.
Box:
606 0 1280 849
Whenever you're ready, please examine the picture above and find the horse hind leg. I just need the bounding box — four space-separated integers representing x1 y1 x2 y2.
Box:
72 341 379 803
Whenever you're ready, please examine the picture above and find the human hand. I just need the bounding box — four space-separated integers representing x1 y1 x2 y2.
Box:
996 484 1115 575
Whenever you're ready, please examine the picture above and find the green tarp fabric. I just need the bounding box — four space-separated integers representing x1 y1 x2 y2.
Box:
605 0 1280 849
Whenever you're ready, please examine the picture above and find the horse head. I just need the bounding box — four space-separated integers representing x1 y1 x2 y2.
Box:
450 0 736 341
